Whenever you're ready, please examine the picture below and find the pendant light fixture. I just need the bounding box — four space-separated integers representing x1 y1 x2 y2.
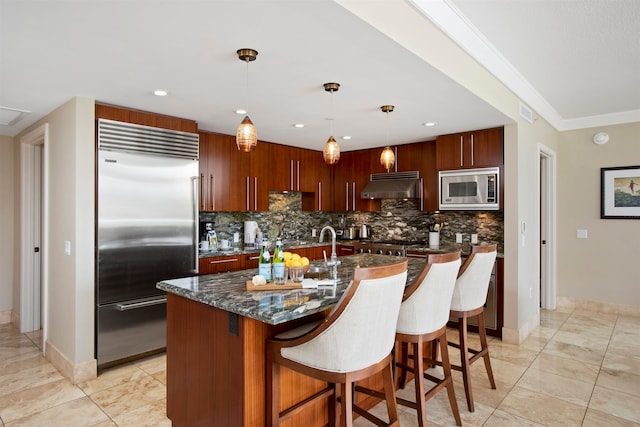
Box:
236 48 258 152
380 105 395 172
322 82 341 165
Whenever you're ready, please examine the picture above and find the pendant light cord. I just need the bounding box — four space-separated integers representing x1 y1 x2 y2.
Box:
245 60 250 114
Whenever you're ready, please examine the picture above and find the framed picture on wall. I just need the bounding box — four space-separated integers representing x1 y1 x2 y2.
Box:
601 165 640 219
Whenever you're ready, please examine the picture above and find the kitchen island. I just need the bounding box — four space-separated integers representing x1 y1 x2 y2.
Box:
158 254 424 427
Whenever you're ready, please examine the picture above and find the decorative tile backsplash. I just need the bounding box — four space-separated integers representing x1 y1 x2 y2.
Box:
200 192 503 251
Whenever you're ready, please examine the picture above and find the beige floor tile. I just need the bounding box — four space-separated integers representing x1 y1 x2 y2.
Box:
0 352 50 375
152 369 167 385
134 353 166 375
483 408 546 426
469 354 528 386
519 333 552 352
0 336 40 361
110 398 171 427
4 396 109 427
602 352 640 375
89 375 166 419
498 386 586 426
516 366 594 407
543 339 606 365
589 384 640 423
452 374 512 410
608 332 640 357
0 360 65 398
582 408 640 427
78 363 147 395
486 340 540 366
0 378 85 422
551 330 610 353
529 352 600 384
596 368 640 397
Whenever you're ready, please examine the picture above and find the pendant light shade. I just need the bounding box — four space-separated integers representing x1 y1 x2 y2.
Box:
323 136 341 165
236 48 258 152
380 146 395 171
323 82 341 165
380 105 395 171
236 115 257 152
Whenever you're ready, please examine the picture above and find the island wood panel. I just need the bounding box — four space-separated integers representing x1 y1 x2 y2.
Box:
167 293 386 426
166 293 244 427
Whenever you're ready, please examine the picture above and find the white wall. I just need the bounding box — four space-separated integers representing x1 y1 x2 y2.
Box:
0 135 14 319
15 97 95 366
557 123 640 309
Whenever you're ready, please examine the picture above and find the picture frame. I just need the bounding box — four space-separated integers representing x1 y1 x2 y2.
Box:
601 165 640 219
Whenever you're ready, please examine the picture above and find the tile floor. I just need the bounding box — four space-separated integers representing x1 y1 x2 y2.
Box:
0 308 638 426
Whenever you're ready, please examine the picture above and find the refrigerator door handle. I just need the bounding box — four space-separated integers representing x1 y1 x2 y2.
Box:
116 297 167 311
192 176 199 273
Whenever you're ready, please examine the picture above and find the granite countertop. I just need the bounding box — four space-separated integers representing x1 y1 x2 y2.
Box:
158 254 424 325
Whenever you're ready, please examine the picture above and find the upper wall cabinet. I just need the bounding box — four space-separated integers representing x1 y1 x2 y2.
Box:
395 141 438 212
435 127 504 170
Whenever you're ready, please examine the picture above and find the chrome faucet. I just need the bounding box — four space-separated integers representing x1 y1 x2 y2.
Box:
319 225 339 282
319 225 337 262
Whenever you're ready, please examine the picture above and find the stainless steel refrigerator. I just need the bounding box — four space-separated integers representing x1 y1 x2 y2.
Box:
96 119 199 368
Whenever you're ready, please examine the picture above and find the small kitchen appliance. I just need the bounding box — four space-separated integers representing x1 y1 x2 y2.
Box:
439 167 499 210
244 221 258 248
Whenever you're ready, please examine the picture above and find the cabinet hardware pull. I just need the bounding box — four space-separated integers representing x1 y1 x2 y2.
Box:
318 181 322 210
246 176 250 211
290 159 294 190
254 176 258 211
471 134 474 166
460 135 464 167
297 160 300 191
116 297 166 311
210 174 215 210
345 182 349 211
209 258 239 264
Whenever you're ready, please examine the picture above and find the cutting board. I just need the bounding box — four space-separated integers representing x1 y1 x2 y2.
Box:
246 281 302 291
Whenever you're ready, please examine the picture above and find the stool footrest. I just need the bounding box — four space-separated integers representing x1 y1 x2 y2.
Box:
279 386 334 422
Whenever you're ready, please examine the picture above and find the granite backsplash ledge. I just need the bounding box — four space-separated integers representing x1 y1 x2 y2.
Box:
200 193 503 252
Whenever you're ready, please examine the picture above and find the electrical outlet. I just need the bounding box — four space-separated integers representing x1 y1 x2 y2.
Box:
455 233 463 243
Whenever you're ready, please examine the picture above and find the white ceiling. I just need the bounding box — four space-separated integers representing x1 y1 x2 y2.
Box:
1 0 638 151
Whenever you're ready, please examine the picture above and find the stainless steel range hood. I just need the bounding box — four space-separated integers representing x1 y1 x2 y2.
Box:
360 171 419 199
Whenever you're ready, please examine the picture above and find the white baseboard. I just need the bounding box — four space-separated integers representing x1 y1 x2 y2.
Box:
557 296 640 317
45 341 97 384
501 310 540 345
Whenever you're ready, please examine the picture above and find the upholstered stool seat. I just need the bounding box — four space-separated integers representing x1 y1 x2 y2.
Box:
266 260 408 427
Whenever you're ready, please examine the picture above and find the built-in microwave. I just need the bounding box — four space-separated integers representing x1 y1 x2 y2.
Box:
439 167 500 210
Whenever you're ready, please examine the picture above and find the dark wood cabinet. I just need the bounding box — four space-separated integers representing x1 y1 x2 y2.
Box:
336 244 355 257
199 254 244 274
436 127 503 170
395 140 438 212
333 151 381 212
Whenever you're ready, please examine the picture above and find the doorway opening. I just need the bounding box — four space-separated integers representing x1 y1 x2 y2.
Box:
20 123 49 352
539 144 557 309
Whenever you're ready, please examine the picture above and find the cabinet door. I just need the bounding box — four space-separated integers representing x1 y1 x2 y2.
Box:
250 141 270 211
332 152 352 211
268 143 293 192
226 136 251 211
396 141 437 211
199 255 243 274
470 127 504 167
435 133 464 170
352 149 381 212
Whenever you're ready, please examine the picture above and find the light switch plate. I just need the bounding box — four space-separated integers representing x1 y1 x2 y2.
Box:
577 229 588 239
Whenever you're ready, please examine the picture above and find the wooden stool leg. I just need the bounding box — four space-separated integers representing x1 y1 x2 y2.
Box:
413 342 427 427
430 340 439 368
382 359 400 426
339 381 354 427
459 314 475 412
439 334 462 426
477 311 496 389
398 342 409 388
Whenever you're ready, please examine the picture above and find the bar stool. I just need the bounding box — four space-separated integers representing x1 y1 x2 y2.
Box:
393 251 462 427
266 260 408 427
449 243 498 412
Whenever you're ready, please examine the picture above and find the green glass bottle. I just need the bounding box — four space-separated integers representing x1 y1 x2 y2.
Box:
272 238 286 285
258 237 271 282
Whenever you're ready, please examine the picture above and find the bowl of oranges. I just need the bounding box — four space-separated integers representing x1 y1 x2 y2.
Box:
284 252 310 282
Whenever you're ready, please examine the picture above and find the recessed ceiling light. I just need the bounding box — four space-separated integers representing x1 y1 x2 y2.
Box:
235 109 247 115
341 136 351 140
422 122 436 127
153 90 168 97
293 123 305 128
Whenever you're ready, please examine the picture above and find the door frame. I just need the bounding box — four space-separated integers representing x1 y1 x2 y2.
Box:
19 123 49 349
539 144 557 309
